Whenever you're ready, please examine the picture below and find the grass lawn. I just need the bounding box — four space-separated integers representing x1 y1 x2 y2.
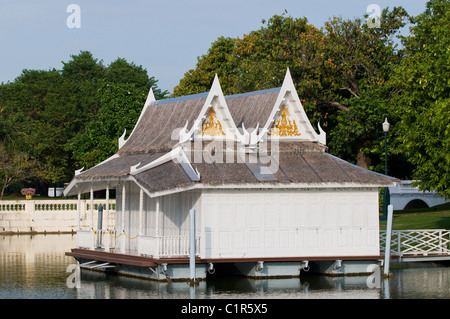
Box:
380 202 450 230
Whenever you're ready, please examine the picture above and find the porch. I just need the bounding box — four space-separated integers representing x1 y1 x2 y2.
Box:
76 229 201 258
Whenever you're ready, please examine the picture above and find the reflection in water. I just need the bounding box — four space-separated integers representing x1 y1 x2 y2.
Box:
0 234 77 299
389 264 450 299
1 234 449 299
75 271 382 299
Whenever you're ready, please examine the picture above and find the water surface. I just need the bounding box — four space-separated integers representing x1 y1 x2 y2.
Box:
1 234 449 299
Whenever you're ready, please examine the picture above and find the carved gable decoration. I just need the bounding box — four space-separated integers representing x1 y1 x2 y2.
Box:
201 107 226 136
268 104 301 137
183 74 237 142
262 68 326 145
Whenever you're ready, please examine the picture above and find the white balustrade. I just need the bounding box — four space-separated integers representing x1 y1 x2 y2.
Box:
0 199 116 214
380 229 450 256
138 235 200 258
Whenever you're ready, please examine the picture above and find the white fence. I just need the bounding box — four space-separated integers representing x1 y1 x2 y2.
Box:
0 199 116 233
0 199 116 213
380 229 450 256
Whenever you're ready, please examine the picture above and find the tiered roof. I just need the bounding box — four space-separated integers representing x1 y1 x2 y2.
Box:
64 69 397 197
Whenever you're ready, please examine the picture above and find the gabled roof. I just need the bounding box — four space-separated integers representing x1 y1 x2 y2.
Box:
116 81 281 154
64 70 398 197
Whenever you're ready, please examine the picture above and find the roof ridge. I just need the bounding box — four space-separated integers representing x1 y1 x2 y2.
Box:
224 87 281 100
152 91 209 105
151 87 281 106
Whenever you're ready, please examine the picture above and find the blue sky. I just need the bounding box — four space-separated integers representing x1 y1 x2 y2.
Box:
0 0 429 93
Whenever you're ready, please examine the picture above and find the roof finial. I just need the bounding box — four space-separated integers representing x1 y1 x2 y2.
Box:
211 74 221 91
144 87 156 108
283 67 294 87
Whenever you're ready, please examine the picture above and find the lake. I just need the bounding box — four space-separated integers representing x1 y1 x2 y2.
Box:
1 234 449 300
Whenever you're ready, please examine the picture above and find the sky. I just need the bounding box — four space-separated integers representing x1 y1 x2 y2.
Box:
0 0 429 94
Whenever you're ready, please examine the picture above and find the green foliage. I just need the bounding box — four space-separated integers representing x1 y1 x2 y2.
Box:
391 0 450 197
1 1 448 199
0 141 42 200
174 9 410 172
71 82 149 169
174 37 237 96
0 51 168 189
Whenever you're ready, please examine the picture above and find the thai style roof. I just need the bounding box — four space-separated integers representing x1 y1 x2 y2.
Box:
64 69 398 197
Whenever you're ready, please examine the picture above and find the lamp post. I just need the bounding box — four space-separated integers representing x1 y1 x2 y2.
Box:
382 118 390 220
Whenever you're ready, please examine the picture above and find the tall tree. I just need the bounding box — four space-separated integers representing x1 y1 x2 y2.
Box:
70 82 149 169
69 57 169 170
173 9 410 173
0 51 168 194
391 0 450 197
0 142 42 200
174 37 237 96
320 7 410 171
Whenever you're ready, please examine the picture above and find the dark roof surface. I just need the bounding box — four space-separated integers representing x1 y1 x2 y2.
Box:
72 87 398 193
117 88 281 155
76 141 397 193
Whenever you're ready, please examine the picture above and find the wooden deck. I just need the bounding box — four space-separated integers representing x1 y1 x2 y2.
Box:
66 248 384 267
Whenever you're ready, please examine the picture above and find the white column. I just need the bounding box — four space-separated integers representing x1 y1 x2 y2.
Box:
104 185 110 251
384 204 394 276
155 197 160 258
89 186 94 250
189 208 196 285
120 183 126 253
137 189 144 255
139 188 144 236
90 186 94 231
77 191 81 230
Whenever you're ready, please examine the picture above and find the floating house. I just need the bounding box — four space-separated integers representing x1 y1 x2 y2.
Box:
64 69 397 280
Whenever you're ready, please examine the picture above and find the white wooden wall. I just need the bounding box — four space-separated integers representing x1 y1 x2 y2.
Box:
200 188 380 259
116 182 201 252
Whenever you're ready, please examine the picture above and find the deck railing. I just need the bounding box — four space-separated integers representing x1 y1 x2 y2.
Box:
138 235 200 258
380 229 450 256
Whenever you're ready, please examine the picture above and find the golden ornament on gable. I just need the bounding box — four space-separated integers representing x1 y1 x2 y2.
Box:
268 105 301 137
202 108 226 136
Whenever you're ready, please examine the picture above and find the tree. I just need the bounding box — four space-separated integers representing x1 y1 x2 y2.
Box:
69 57 169 169
174 37 237 96
0 106 42 200
62 50 106 82
0 51 168 194
70 82 149 169
391 0 450 197
320 7 410 170
0 69 76 184
106 57 168 98
173 10 410 172
0 142 42 200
